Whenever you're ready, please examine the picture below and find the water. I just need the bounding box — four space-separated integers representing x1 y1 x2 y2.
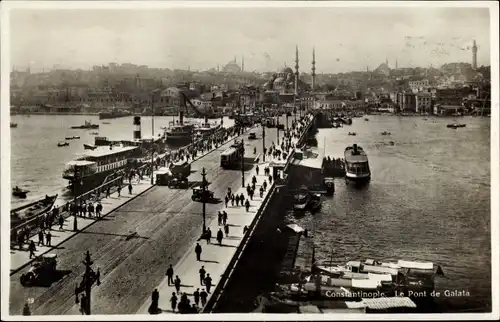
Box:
10 114 235 208
285 115 491 312
10 114 491 312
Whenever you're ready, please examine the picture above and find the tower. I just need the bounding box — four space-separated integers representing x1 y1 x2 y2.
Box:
472 40 478 70
242 56 244 72
294 45 299 95
133 116 141 140
395 59 398 69
311 47 316 92
385 57 388 66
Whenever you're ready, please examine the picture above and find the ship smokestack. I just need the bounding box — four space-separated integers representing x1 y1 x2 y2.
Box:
179 111 184 125
133 116 141 140
204 115 208 125
353 144 358 153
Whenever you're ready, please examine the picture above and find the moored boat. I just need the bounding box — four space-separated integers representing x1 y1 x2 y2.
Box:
11 194 58 228
10 122 18 128
447 123 466 129
99 109 131 120
344 144 370 184
307 193 322 212
348 132 356 136
83 144 97 150
323 177 335 195
381 131 391 135
293 185 310 211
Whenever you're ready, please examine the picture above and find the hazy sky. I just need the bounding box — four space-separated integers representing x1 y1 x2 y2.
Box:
9 5 492 73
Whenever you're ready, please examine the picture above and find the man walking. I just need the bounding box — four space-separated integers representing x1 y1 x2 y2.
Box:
170 292 178 312
199 266 206 285
174 275 181 294
166 264 174 286
204 274 213 293
149 288 159 314
195 243 202 261
224 224 229 237
216 228 223 245
193 288 200 306
38 230 44 246
222 211 228 225
200 289 208 307
46 231 52 246
28 240 36 259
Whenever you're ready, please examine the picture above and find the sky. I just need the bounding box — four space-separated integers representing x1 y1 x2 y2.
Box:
8 4 492 73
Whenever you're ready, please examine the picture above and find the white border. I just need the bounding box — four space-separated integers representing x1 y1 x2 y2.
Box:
1 1 498 321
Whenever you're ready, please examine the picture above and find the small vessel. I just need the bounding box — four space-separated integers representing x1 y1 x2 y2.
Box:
389 141 395 146
323 177 335 196
364 118 369 121
70 120 99 129
447 124 466 129
344 144 371 184
65 136 80 140
348 132 357 136
11 194 58 228
10 122 18 128
12 186 29 198
99 108 131 120
90 132 99 135
194 121 222 139
57 142 69 147
293 186 310 211
381 131 391 136
83 144 98 150
102 122 111 124
307 193 322 212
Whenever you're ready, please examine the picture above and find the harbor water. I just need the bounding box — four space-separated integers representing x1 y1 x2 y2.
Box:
9 114 491 312
285 115 491 312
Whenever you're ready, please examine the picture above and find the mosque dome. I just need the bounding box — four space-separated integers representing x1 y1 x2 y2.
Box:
274 77 285 84
280 67 294 74
286 73 294 81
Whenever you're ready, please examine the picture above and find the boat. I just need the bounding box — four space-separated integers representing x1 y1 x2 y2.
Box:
90 132 99 135
83 144 98 150
348 132 356 136
293 186 310 211
12 186 29 198
307 193 322 212
57 142 69 147
102 122 111 124
98 108 132 120
11 194 58 228
381 131 391 136
62 145 140 195
70 120 99 129
323 177 335 196
447 124 466 129
194 121 222 139
10 122 18 128
389 141 395 146
314 258 444 296
364 118 369 121
344 144 371 184
65 136 80 140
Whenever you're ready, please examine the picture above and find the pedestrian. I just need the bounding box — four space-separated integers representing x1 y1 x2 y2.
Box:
216 228 223 245
46 231 52 246
17 232 24 250
263 180 267 191
166 264 174 285
243 225 249 234
82 202 87 217
204 274 213 293
106 187 111 198
22 302 31 316
245 199 250 212
117 185 121 197
222 211 228 225
58 215 64 230
193 288 200 306
174 275 181 294
235 196 240 207
231 195 235 206
260 186 264 198
252 175 257 185
38 230 44 246
88 203 94 218
224 223 229 237
217 211 222 226
269 174 273 183
195 243 202 261
249 188 254 200
256 164 259 175
206 227 212 244
224 196 229 208
28 240 36 259
149 288 159 314
199 266 206 285
200 289 208 306
170 292 178 312
96 202 102 218
240 193 245 204
128 183 133 194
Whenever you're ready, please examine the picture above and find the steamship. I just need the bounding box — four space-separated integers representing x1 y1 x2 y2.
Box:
165 111 195 144
344 144 371 184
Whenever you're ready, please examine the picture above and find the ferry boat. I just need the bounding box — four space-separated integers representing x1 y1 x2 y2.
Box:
234 112 255 126
70 120 99 129
344 144 371 184
62 145 140 194
446 123 466 129
194 121 222 139
99 108 132 120
10 122 18 128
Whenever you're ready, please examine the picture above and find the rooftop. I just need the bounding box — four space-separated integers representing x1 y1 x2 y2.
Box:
344 146 368 163
79 145 138 158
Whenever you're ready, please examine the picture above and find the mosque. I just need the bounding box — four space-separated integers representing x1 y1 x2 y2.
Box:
262 46 317 94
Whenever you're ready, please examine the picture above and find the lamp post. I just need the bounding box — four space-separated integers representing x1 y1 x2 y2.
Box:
201 167 207 234
150 89 161 184
75 250 100 315
73 167 80 231
262 103 266 162
241 139 245 187
276 114 280 146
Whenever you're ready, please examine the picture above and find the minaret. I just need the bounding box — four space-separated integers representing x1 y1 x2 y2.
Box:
311 47 316 92
294 45 299 95
241 56 244 72
385 57 389 66
472 40 478 70
395 59 398 69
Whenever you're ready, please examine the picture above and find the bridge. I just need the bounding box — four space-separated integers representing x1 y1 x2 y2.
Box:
9 114 316 315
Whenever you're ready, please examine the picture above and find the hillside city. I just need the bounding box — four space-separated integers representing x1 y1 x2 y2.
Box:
10 42 491 117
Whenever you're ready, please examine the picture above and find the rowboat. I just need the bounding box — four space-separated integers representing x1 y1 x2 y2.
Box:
11 194 58 228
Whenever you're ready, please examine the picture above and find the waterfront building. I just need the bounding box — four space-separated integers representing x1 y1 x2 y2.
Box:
409 79 430 93
313 99 365 110
415 92 432 114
